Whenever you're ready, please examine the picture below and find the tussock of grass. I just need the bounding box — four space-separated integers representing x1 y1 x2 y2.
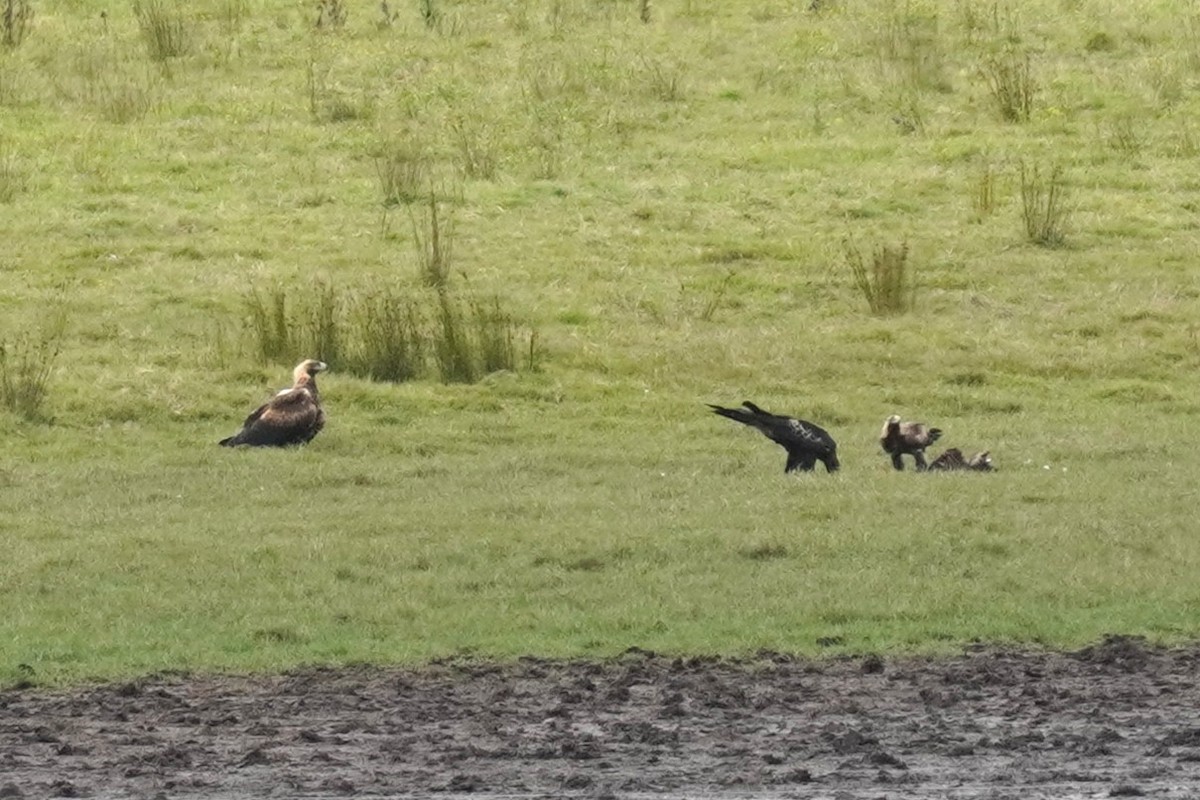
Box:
876 5 948 94
845 240 915 315
450 113 499 180
375 141 430 208
432 288 475 383
315 0 347 30
419 0 439 31
0 313 66 422
245 287 294 364
411 191 456 289
471 295 517 376
350 291 424 383
638 55 686 102
133 0 191 61
1020 162 1071 247
972 162 998 221
0 341 56 420
981 49 1035 122
0 144 24 202
1 0 33 50
242 282 523 384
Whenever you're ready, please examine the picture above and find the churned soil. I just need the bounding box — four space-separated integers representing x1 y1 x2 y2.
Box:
2 635 1200 799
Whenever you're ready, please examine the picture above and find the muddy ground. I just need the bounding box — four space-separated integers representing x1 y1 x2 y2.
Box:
2 636 1200 798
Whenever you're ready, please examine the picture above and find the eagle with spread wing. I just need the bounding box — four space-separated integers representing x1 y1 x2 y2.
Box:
709 401 840 473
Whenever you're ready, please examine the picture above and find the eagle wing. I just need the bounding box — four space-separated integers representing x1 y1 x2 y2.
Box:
902 422 942 448
763 416 836 455
710 403 836 455
929 448 966 470
239 401 270 429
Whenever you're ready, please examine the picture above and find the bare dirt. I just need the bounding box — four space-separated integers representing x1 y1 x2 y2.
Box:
3 635 1200 799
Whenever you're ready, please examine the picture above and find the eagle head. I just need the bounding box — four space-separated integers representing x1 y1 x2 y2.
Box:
881 414 902 441
292 359 328 386
297 359 327 375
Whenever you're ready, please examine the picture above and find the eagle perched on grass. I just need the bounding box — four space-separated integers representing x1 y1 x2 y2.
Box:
880 414 942 471
219 359 327 448
929 448 994 472
709 401 840 473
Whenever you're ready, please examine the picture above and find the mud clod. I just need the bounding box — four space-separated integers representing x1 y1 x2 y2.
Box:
860 654 885 674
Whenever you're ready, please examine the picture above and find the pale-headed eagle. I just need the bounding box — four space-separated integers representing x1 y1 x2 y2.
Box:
880 414 942 471
709 401 840 473
219 359 327 447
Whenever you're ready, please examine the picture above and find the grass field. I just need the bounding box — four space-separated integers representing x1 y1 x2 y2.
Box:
3 0 1200 685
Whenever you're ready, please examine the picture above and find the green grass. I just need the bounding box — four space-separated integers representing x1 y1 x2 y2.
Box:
3 0 1200 685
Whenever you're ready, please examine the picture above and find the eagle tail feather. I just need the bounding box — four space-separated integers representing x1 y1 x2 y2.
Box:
708 404 754 425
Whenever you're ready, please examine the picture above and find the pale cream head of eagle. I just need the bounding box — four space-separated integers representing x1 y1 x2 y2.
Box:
293 359 328 382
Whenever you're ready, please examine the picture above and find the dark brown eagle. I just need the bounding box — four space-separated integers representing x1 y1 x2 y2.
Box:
709 401 840 473
880 414 942 471
929 448 994 471
219 359 327 448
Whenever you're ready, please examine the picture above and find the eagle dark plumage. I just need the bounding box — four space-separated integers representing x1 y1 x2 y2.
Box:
219 359 327 448
929 448 994 472
709 401 840 473
880 414 942 471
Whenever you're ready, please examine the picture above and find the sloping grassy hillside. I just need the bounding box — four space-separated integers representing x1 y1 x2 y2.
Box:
2 0 1200 683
